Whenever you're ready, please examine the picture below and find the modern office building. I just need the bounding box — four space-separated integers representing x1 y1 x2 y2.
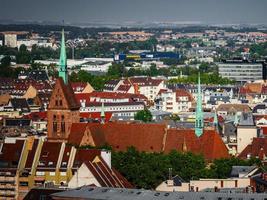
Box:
218 60 264 83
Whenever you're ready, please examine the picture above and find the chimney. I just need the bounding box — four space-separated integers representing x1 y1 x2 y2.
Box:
101 150 111 169
167 168 174 186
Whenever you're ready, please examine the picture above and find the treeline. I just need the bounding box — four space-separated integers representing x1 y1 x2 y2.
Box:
112 147 261 189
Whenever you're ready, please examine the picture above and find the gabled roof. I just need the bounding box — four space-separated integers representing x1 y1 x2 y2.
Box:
175 89 194 102
84 157 133 188
68 122 229 161
72 149 101 168
48 78 80 110
0 140 25 169
238 138 267 160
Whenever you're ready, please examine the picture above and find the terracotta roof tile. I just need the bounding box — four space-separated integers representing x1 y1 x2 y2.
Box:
238 138 267 160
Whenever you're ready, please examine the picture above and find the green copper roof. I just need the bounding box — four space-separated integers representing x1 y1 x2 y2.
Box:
195 73 203 137
234 112 240 126
213 111 218 126
59 29 68 84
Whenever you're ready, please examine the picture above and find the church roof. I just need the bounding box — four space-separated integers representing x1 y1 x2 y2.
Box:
68 122 229 161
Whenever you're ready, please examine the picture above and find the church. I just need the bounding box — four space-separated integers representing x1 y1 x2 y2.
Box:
47 30 80 141
46 29 229 161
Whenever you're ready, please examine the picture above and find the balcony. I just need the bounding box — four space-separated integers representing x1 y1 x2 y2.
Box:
0 190 16 197
0 184 16 190
0 176 15 183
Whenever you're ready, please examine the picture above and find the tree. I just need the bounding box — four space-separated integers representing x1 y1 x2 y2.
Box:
16 44 31 64
1 56 11 68
134 108 152 122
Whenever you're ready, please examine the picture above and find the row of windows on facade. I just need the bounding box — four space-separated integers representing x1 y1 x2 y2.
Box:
81 106 144 112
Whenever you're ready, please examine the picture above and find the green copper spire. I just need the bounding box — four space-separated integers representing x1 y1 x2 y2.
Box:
234 112 239 126
213 111 218 126
195 73 203 137
59 29 68 84
100 102 105 124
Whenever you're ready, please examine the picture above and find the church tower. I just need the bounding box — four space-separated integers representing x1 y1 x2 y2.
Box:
59 29 68 84
195 73 204 137
47 29 80 141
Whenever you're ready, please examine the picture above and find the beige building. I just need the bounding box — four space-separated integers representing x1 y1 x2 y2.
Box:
4 33 17 48
237 126 259 155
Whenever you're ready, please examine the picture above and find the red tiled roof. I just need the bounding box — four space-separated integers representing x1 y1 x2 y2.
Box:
72 149 101 168
164 129 199 153
49 78 80 110
199 130 230 160
129 77 163 86
0 140 24 169
60 146 72 168
175 89 194 102
238 137 267 160
38 142 62 169
117 85 132 92
84 158 133 188
25 139 39 168
68 122 229 161
261 127 267 135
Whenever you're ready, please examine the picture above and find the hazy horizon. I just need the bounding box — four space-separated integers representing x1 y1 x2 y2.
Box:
1 0 267 26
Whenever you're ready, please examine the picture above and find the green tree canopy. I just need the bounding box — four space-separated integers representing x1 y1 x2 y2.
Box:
134 108 152 122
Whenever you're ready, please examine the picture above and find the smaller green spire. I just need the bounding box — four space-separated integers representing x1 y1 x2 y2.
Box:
234 112 240 126
195 72 203 137
59 29 68 84
213 111 218 126
100 102 105 123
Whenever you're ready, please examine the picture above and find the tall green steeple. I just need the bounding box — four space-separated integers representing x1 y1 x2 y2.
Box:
59 29 68 84
195 73 203 137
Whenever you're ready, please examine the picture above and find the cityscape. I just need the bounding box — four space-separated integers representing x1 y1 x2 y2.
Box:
1 0 267 199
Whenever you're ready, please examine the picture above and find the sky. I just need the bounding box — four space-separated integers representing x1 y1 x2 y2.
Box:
1 0 267 25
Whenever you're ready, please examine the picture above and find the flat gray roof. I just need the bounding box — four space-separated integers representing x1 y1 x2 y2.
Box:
51 186 267 200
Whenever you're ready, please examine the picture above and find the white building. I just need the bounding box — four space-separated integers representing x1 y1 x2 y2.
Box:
4 33 17 48
156 89 194 113
218 60 263 83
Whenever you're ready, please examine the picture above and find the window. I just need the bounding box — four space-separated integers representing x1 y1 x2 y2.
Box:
59 100 62 106
55 100 58 106
49 172 55 176
53 122 57 133
61 115 65 133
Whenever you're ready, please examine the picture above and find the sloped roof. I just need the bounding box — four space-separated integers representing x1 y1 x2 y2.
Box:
25 139 39 169
38 142 62 169
217 104 251 113
199 130 230 160
164 129 199 154
68 122 229 161
0 140 25 169
49 78 80 110
72 149 101 168
84 158 133 188
238 138 267 160
175 89 194 102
